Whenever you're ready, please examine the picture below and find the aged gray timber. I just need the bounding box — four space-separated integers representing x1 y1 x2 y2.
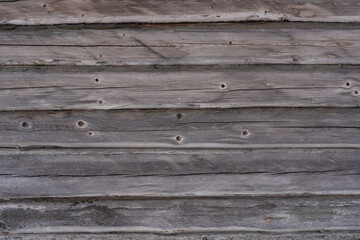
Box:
2 170 360 198
1 149 358 177
0 108 359 149
1 24 360 66
0 0 359 25
1 148 359 198
0 65 359 110
0 197 360 234
2 233 360 240
0 2 359 238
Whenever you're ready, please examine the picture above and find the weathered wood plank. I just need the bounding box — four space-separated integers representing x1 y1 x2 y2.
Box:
0 0 359 25
2 233 360 240
0 108 359 149
0 65 359 110
2 171 360 198
0 149 359 177
1 24 360 66
1 197 360 234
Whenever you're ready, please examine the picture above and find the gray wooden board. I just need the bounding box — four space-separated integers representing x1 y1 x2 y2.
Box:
0 108 360 149
1 149 359 177
0 65 359 110
2 233 360 240
0 197 360 234
1 167 360 198
1 24 360 66
0 148 359 198
0 0 360 25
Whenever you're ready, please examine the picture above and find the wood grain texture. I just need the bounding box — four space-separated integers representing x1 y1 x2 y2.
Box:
1 148 358 177
1 24 360 66
2 233 360 240
0 65 359 110
0 0 360 25
0 108 359 149
1 149 360 199
0 197 360 234
1 3 359 237
2 170 360 198
1 148 359 199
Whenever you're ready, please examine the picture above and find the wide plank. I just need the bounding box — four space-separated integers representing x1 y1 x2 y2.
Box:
1 149 359 177
2 171 360 198
1 24 360 66
0 108 359 149
0 65 359 110
0 0 359 25
1 197 360 234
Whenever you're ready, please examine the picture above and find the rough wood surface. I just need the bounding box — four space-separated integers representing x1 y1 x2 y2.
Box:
1 24 360 66
0 0 359 25
1 149 358 177
1 3 359 238
1 148 359 198
0 108 359 149
0 65 359 110
2 233 360 240
0 197 359 234
2 171 360 199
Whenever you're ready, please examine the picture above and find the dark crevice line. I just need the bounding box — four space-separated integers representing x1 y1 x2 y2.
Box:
1 169 358 178
1 144 360 151
2 193 360 203
0 43 359 47
1 21 360 30
0 106 360 114
0 86 356 91
6 228 360 235
2 63 360 68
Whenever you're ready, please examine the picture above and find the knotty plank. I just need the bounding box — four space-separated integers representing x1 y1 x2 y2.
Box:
0 0 359 25
0 197 359 234
0 149 359 177
0 65 359 110
0 108 359 149
1 24 360 66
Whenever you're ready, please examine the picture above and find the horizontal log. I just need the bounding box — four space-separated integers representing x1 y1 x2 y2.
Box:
1 148 359 198
2 172 360 199
0 0 359 25
0 148 359 177
0 197 360 234
1 24 360 66
0 65 359 110
0 108 359 149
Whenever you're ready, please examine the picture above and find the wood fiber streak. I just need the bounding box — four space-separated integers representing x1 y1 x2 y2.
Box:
0 65 359 110
0 0 359 25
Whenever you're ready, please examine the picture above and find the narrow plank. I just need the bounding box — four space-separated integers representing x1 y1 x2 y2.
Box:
0 149 359 177
0 65 359 110
1 197 360 234
2 171 360 198
2 233 360 240
0 0 359 25
1 24 360 66
0 108 359 149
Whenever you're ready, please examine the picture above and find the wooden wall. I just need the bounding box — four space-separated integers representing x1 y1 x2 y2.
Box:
0 1 359 239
